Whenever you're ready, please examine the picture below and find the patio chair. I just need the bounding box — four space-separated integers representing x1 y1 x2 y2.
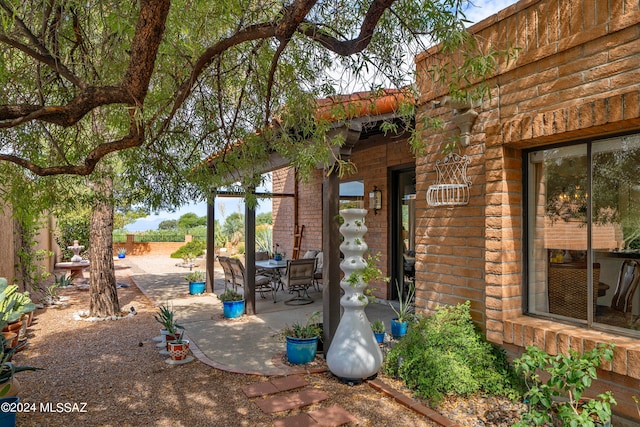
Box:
597 259 640 327
255 251 270 275
227 257 275 302
282 258 316 305
218 256 235 291
302 250 322 291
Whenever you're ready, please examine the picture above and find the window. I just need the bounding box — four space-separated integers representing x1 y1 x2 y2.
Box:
339 180 364 209
527 134 640 332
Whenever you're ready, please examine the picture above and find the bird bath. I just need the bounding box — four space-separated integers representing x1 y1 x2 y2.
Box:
55 240 90 284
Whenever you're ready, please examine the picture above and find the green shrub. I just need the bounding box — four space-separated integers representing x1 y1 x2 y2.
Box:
136 230 185 242
237 242 245 254
170 241 206 260
513 344 615 427
383 301 521 405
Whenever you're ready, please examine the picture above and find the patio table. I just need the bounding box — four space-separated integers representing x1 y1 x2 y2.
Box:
255 259 287 293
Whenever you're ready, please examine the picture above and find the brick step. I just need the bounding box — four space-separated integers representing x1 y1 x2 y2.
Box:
273 405 358 427
242 375 308 398
243 375 358 425
255 388 329 414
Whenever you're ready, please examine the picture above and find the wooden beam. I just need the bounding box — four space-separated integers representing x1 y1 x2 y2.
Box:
206 195 216 294
245 197 257 315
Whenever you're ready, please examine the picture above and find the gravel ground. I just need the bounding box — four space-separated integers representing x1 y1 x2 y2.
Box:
11 264 439 427
10 256 528 426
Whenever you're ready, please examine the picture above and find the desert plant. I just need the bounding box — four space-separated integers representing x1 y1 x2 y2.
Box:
54 273 73 288
513 344 616 427
371 319 385 334
0 279 36 323
383 301 521 405
170 240 206 261
117 248 126 256
185 271 205 283
0 307 41 396
389 279 414 323
281 311 322 339
255 224 273 253
41 273 71 305
218 289 243 302
153 304 183 335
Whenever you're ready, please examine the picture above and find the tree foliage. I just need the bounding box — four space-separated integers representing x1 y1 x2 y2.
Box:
177 213 207 231
158 219 178 230
0 0 497 208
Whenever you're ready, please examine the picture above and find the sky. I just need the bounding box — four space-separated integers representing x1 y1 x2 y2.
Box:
126 0 517 232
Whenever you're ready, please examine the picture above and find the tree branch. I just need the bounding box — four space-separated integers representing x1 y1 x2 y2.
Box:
265 39 289 126
297 0 395 56
0 129 143 176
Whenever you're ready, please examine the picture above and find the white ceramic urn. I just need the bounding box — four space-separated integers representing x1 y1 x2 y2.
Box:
326 208 383 381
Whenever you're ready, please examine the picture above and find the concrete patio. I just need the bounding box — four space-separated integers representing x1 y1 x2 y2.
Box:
120 255 398 376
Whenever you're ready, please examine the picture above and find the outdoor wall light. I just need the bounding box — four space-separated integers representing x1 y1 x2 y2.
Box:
369 186 382 215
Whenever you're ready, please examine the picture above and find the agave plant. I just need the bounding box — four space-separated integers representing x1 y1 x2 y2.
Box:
0 278 36 323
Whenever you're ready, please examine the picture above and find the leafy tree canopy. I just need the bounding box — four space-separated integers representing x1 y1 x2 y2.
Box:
0 0 498 212
177 212 207 230
158 219 178 230
257 212 272 225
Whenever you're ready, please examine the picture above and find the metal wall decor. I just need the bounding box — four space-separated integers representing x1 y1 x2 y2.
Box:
426 153 472 206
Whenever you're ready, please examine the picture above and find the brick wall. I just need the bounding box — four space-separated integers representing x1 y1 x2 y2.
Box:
272 167 296 258
415 0 640 420
289 134 414 299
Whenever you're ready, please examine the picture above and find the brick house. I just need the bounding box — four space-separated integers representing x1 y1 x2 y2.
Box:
268 0 640 422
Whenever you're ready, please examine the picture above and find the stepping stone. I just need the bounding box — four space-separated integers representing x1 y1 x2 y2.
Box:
271 375 308 393
273 414 319 427
308 405 357 426
242 382 279 398
255 389 329 414
242 375 308 398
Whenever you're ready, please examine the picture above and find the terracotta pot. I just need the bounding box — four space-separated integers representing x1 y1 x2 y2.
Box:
26 311 34 327
2 321 22 336
18 314 29 341
0 377 20 397
2 332 17 350
167 340 190 361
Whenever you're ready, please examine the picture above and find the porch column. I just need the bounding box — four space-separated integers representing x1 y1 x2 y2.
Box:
245 189 257 315
206 192 216 294
322 168 341 350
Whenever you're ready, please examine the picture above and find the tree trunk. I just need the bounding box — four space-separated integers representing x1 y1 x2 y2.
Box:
89 176 120 317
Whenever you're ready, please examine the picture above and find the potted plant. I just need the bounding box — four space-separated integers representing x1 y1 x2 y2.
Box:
281 311 322 365
117 248 126 259
514 344 616 427
153 304 183 344
0 309 41 400
185 270 206 295
371 319 385 344
0 280 36 345
166 330 190 362
218 289 244 319
273 243 284 261
389 280 415 339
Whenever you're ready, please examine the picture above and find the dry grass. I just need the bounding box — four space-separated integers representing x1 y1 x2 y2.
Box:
13 276 440 427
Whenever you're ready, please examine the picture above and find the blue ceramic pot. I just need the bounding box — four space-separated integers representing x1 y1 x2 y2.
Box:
390 318 408 339
374 331 385 344
223 300 245 318
117 254 125 259
0 396 18 427
286 336 318 364
189 281 206 295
